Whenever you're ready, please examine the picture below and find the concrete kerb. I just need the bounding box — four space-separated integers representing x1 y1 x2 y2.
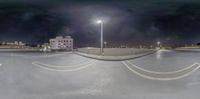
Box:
74 51 157 61
175 48 200 52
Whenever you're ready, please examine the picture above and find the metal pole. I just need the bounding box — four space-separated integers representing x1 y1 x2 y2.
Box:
100 22 103 55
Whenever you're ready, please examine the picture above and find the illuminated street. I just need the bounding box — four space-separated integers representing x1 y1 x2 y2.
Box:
0 50 199 99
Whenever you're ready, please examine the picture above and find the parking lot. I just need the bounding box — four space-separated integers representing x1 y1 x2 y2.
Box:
0 50 200 99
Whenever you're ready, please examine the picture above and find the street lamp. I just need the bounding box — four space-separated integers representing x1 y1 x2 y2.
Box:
157 41 160 46
157 41 161 49
104 41 107 48
96 20 104 55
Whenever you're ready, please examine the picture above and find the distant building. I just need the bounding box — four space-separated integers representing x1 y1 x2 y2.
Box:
6 42 14 45
37 44 41 48
18 41 25 46
3 41 25 46
0 41 26 48
2 42 5 45
41 43 51 52
14 41 18 45
49 36 73 50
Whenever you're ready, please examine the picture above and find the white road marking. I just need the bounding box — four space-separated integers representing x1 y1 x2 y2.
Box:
122 61 200 81
32 60 97 72
0 64 2 67
126 61 199 74
32 59 95 68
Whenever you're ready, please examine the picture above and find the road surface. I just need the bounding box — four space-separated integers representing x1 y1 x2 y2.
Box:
0 50 200 99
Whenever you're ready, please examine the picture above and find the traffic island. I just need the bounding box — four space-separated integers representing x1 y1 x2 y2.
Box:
75 48 156 61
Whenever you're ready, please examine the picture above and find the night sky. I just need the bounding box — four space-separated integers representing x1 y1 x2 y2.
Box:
0 0 200 47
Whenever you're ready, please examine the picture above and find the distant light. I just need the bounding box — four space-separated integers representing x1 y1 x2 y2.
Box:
96 20 103 24
157 41 160 45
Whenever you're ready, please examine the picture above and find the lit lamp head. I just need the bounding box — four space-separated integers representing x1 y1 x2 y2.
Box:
96 20 103 24
157 41 160 45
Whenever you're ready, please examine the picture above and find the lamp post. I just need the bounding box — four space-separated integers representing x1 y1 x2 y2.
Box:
157 41 160 46
157 41 161 49
97 20 103 55
104 41 107 48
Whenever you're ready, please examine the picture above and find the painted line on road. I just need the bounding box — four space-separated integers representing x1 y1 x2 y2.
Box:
126 61 199 74
122 61 200 81
32 59 95 68
32 60 97 72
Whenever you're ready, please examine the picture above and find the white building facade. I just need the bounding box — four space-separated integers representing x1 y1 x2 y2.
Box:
49 36 73 50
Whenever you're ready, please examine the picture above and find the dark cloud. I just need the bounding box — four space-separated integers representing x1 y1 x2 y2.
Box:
0 0 199 47
0 6 64 44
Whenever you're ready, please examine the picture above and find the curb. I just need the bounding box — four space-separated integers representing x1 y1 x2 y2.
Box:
75 51 157 61
175 49 200 52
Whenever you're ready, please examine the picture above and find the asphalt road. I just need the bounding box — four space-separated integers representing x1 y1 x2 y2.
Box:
0 50 200 99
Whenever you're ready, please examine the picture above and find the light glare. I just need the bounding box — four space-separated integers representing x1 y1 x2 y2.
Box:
97 20 102 24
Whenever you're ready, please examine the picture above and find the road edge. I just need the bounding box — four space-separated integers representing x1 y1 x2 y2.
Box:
74 51 157 61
